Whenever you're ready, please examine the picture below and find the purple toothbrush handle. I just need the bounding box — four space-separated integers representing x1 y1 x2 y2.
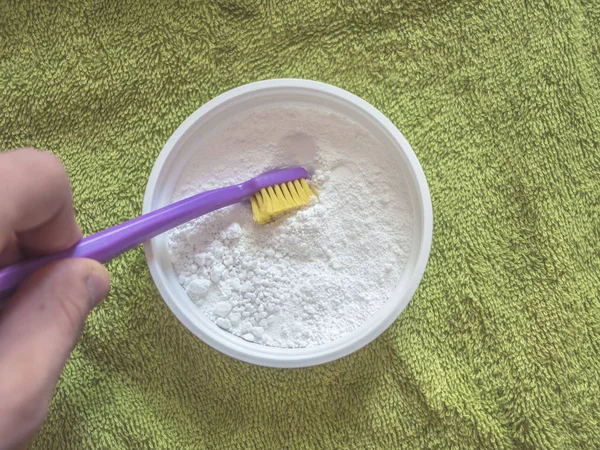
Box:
0 167 309 302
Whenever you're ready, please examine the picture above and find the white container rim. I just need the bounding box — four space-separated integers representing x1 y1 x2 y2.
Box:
143 79 433 368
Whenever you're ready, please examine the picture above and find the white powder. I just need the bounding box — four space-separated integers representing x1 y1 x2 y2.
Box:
168 106 413 348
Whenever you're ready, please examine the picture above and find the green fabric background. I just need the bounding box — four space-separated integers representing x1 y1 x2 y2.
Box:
1 0 600 448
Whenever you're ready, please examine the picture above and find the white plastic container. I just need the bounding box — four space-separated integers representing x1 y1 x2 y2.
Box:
143 79 432 368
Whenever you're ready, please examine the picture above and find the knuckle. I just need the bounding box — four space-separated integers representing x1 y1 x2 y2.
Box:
53 290 89 336
14 148 70 194
35 153 69 190
55 296 87 336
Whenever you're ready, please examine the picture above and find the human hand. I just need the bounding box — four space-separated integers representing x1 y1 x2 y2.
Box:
0 148 110 449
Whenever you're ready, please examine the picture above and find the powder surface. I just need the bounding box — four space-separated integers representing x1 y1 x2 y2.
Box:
168 106 413 348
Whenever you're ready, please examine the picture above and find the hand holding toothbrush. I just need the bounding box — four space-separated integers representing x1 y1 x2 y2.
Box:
0 148 111 450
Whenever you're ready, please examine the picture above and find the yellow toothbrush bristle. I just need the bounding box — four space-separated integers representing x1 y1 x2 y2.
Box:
250 178 316 224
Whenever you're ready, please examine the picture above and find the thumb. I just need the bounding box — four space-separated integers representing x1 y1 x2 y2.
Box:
0 259 109 447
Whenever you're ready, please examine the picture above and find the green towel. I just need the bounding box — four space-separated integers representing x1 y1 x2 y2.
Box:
1 0 600 448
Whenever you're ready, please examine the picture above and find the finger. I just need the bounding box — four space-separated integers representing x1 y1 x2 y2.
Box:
0 148 82 260
0 258 110 447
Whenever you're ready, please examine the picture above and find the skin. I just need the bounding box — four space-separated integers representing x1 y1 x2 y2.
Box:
0 148 110 450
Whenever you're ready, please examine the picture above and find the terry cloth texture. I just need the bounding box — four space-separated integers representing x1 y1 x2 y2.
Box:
1 0 600 448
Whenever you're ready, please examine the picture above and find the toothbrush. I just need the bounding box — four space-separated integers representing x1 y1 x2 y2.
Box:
0 167 314 301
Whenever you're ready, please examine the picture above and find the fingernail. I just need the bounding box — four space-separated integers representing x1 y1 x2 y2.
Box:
86 267 110 306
